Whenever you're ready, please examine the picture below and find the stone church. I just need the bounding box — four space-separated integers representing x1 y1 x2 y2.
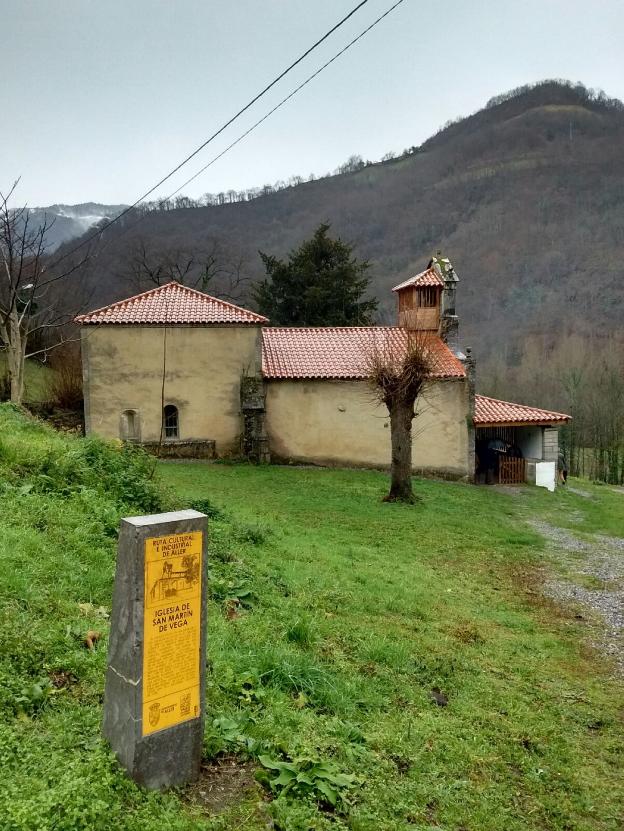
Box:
77 257 569 484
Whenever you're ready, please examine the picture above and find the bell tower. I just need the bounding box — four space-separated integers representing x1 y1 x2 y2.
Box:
392 264 443 332
392 252 459 346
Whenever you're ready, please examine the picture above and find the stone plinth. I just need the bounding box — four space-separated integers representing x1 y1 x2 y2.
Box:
141 440 216 459
103 510 208 789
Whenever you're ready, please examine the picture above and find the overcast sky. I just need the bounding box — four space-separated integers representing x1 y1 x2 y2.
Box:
1 0 622 207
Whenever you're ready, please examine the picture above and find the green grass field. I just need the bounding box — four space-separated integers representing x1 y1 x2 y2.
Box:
0 405 622 830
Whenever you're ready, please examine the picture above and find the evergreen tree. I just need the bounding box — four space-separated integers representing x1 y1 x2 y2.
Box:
254 223 378 326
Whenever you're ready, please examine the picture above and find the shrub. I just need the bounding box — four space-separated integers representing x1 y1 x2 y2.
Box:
189 497 225 519
46 344 83 410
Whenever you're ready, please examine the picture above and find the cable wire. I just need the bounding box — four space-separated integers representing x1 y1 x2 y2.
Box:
48 1 371 268
164 0 406 202
56 0 407 273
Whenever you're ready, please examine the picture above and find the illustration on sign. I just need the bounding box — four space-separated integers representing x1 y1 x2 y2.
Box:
142 531 203 736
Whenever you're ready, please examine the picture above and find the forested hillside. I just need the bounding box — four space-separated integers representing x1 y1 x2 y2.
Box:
73 81 623 361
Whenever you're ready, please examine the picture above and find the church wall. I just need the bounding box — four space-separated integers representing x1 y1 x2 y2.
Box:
81 324 261 455
265 377 470 477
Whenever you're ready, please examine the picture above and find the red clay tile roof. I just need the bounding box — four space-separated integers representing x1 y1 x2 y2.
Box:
261 327 466 380
392 267 444 292
474 395 570 427
75 281 268 325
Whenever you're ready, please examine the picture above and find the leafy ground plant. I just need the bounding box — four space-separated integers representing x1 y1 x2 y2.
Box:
257 755 356 813
203 715 261 758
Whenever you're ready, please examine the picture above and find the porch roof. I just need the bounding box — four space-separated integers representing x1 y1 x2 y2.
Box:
474 395 570 428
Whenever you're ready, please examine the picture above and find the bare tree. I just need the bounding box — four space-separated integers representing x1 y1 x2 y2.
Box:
366 330 434 502
217 252 253 304
337 154 366 175
0 181 89 403
119 238 209 291
118 237 252 304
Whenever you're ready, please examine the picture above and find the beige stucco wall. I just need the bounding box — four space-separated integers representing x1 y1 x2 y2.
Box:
81 325 261 454
265 377 470 477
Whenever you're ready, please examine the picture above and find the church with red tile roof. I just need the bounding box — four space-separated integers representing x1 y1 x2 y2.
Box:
77 255 569 486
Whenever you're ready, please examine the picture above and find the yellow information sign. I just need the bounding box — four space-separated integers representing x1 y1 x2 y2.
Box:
142 531 202 736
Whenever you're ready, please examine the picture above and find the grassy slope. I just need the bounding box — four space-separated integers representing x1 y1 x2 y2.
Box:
0 355 54 403
0 408 621 830
0 406 190 831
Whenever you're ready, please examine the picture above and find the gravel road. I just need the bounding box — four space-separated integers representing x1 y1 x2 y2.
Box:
529 518 624 675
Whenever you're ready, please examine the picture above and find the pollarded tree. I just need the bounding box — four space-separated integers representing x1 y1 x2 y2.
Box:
254 223 378 326
367 330 434 503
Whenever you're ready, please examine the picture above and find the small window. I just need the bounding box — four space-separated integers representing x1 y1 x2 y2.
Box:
163 404 179 439
416 286 438 308
120 409 140 441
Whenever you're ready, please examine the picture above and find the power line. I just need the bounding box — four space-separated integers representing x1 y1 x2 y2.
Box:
49 0 371 268
164 0 406 202
58 0 407 267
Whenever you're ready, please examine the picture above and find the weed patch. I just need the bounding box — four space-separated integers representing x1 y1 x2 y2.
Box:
257 754 357 814
285 617 317 648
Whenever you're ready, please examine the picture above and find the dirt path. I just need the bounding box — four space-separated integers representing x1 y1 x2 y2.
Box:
527 517 624 675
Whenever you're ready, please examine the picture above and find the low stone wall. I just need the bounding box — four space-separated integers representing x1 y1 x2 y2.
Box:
141 440 216 459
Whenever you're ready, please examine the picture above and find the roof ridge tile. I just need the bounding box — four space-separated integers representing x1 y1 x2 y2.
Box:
392 267 444 292
76 280 268 325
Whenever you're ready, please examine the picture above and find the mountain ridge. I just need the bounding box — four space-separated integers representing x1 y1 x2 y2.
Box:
27 202 126 250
